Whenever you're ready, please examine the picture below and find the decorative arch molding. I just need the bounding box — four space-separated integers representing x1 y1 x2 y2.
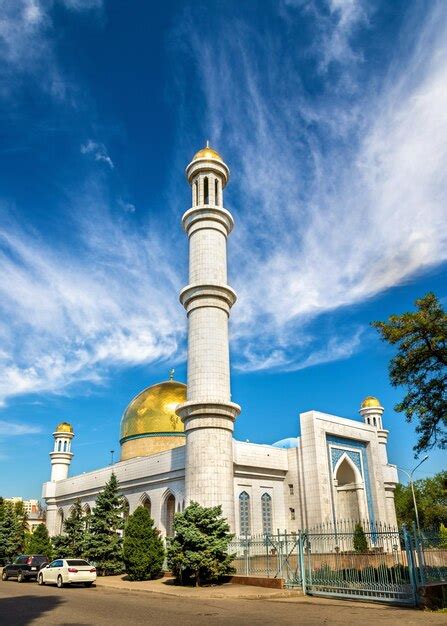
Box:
160 489 176 538
333 452 363 485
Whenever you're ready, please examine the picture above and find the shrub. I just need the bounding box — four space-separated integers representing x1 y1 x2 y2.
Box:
353 522 368 553
123 507 165 581
167 501 235 586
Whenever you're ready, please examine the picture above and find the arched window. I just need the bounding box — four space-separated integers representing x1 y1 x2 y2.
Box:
63 441 67 452
141 495 151 517
58 440 62 451
261 493 272 535
239 491 250 537
122 498 130 522
373 417 376 426
214 179 219 205
57 509 64 534
165 494 175 537
204 177 209 204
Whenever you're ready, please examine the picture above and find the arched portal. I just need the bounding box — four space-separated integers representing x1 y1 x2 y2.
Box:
334 456 362 521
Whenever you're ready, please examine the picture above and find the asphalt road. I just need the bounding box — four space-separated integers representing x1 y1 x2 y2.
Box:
1 579 445 626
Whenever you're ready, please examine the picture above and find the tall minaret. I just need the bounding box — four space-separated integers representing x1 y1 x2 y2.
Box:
176 144 240 529
360 397 398 526
50 421 74 482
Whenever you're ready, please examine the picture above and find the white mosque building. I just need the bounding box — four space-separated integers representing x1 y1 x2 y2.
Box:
42 146 399 538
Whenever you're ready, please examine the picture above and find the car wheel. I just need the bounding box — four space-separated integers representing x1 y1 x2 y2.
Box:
84 582 93 587
1 571 8 581
17 571 25 583
57 575 64 588
38 574 45 586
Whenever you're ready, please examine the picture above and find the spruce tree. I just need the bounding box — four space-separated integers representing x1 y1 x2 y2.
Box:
25 524 53 558
53 499 87 558
0 501 24 560
167 501 235 586
123 506 165 581
84 473 124 575
353 522 368 553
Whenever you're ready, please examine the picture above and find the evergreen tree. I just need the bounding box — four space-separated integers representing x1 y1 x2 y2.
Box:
353 522 368 553
14 501 28 551
123 506 165 581
25 524 53 558
0 501 24 561
167 501 235 586
52 499 87 558
84 473 124 575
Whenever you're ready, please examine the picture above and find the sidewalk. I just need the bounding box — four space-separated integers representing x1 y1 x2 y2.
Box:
95 574 303 599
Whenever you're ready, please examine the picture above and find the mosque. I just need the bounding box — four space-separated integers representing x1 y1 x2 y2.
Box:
42 146 399 538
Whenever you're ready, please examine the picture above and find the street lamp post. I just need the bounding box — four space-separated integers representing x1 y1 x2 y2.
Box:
397 455 429 534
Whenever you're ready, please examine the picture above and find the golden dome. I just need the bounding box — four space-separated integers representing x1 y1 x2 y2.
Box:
55 421 73 433
120 379 186 444
192 145 223 162
361 396 381 408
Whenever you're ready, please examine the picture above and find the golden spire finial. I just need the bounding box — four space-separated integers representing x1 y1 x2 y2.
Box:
169 368 175 381
206 139 209 148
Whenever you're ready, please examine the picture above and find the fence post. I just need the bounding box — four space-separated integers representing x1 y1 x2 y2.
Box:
403 525 418 607
299 530 306 595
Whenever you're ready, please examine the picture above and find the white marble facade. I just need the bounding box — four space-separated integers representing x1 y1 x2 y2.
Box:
42 146 399 537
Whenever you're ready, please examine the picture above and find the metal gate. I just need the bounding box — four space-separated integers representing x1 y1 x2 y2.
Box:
299 522 416 605
230 523 447 606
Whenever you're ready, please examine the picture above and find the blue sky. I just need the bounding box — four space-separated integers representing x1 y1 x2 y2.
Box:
0 0 446 499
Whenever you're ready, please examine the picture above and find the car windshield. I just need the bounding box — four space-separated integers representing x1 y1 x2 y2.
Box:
66 560 90 566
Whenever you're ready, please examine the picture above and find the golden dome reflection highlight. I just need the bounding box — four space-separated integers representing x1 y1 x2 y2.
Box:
361 396 381 409
192 145 223 162
120 379 187 442
55 422 73 433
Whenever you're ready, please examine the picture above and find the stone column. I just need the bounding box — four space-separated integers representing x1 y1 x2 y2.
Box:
176 146 240 529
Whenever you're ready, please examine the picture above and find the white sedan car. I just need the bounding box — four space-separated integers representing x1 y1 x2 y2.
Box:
38 559 96 588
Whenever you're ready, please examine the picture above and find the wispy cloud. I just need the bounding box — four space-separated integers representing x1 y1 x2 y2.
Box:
0 420 41 436
0 0 103 100
173 0 447 371
81 140 114 169
0 188 184 405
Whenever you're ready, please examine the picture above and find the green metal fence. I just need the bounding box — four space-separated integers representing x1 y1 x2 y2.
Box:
229 521 447 606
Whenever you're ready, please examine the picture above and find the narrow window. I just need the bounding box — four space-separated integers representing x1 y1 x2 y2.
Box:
288 484 294 495
261 493 272 535
367 417 370 424
204 177 209 204
239 491 250 536
194 180 198 206
290 507 296 521
215 179 219 205
373 417 376 426
58 440 62 451
63 441 67 452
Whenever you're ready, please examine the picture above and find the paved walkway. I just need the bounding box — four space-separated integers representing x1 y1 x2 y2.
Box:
95 574 300 599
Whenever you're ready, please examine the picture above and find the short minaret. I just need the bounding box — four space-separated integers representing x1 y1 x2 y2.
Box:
360 396 398 525
50 422 74 482
176 144 240 529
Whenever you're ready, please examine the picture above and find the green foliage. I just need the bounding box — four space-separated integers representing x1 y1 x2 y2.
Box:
52 499 87 558
25 524 53 558
439 523 447 549
353 522 368 553
167 501 235 586
372 292 447 454
0 500 25 561
123 506 165 581
394 471 447 528
83 473 124 575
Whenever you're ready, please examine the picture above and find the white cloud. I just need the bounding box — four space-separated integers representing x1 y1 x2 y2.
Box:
0 420 41 436
81 140 114 169
0 191 184 405
174 1 447 371
117 198 136 213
